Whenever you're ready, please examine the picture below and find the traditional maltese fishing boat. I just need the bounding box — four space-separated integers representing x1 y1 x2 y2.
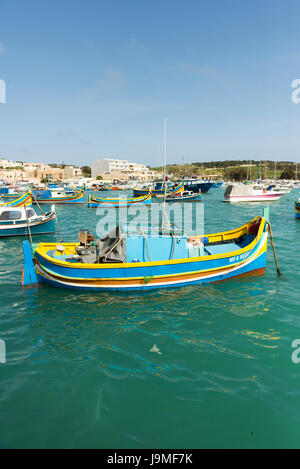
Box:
22 209 270 291
133 182 184 198
0 204 56 237
31 189 84 204
87 192 152 208
164 190 201 202
0 192 32 207
295 200 300 219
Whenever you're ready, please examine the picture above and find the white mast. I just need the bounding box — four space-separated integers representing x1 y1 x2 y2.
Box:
162 117 170 231
260 160 262 180
164 117 167 182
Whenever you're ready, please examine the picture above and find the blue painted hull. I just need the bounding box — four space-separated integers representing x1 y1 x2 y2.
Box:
0 217 56 237
181 181 214 193
35 250 267 291
165 194 201 202
30 216 268 291
295 202 300 219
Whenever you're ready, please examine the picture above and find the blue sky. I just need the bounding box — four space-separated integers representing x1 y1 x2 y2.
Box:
1 0 300 167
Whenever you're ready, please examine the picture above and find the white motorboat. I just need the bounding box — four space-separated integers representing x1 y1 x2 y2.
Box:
224 184 285 202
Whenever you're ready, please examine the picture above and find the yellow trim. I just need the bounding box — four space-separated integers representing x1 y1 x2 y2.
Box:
34 216 266 269
90 193 151 203
35 237 268 283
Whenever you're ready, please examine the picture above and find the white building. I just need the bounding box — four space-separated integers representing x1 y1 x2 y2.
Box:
91 158 156 180
92 159 130 176
0 158 23 169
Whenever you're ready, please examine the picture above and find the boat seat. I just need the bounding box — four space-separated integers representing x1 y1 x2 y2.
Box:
204 242 238 256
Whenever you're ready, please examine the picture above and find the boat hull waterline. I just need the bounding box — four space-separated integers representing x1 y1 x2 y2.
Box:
32 190 84 204
22 215 269 291
0 209 56 237
295 201 300 219
88 193 152 208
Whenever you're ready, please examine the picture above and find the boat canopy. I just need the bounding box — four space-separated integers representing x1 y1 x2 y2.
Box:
225 185 257 197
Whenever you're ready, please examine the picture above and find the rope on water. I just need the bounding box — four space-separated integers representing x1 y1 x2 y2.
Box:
30 191 45 215
267 221 281 276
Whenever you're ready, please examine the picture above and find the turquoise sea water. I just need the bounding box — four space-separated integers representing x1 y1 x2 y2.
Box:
0 187 300 449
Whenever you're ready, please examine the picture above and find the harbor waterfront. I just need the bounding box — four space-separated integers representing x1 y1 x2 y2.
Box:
0 187 300 448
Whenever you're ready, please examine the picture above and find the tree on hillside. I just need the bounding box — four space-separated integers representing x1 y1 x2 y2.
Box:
81 166 91 177
225 168 247 181
280 168 295 179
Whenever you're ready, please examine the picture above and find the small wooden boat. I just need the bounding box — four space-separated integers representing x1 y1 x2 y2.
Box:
31 189 84 204
224 184 284 202
133 182 184 198
22 209 270 291
165 190 201 202
0 192 31 201
0 192 32 207
0 204 56 237
295 200 300 219
88 192 152 208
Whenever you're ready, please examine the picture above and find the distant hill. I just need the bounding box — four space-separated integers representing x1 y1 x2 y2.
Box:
150 160 299 180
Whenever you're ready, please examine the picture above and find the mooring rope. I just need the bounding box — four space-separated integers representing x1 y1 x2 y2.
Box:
267 221 281 276
23 202 33 249
30 191 45 215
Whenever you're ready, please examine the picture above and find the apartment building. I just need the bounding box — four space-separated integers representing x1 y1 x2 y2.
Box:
92 158 158 181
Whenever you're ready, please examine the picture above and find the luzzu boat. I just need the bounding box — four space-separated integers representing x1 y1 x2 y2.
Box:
0 192 32 201
31 189 84 204
133 182 184 198
88 192 152 208
295 200 300 219
0 204 56 237
165 190 201 202
22 209 270 291
0 192 32 207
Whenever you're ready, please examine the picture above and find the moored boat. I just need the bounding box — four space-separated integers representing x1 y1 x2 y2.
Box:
0 204 56 237
295 200 300 219
164 190 201 202
31 189 84 204
0 192 32 207
133 182 184 198
224 184 285 202
22 210 270 291
181 179 214 193
88 192 152 208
